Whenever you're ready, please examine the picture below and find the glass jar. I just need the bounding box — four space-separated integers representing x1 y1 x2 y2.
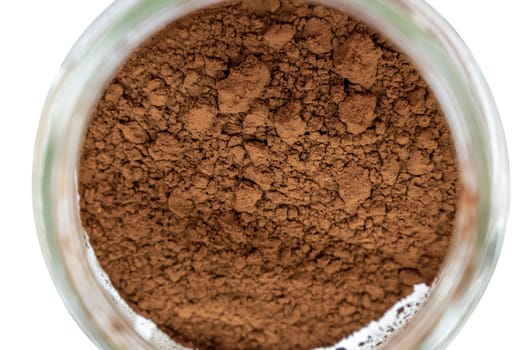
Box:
33 0 510 349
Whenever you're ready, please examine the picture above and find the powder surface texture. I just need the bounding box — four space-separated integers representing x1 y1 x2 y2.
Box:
78 1 459 349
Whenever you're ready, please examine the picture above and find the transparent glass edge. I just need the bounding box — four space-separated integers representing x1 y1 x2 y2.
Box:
320 0 509 348
356 1 509 349
33 0 185 348
33 0 510 349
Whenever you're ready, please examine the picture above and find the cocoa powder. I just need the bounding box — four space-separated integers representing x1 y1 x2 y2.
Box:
79 1 459 349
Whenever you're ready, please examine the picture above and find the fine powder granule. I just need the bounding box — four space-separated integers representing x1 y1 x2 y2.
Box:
78 1 459 349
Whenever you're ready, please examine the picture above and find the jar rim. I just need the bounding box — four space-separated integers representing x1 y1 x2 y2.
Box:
33 1 510 349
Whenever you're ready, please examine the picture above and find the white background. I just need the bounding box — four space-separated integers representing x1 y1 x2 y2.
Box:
0 1 521 349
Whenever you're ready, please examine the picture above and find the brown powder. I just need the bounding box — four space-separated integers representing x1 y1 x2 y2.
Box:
78 1 459 349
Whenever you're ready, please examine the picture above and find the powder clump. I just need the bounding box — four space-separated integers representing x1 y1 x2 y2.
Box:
304 17 333 54
183 102 217 136
338 165 372 213
274 101 307 145
334 33 383 88
79 1 459 350
339 94 376 134
264 24 296 49
217 55 270 113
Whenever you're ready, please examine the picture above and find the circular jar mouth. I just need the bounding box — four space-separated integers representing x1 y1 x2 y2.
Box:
33 0 510 349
